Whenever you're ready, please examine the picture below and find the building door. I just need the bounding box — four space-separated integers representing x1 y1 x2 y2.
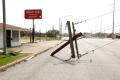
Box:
6 30 11 47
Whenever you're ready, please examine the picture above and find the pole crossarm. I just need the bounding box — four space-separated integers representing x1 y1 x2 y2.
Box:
50 32 82 56
74 20 87 25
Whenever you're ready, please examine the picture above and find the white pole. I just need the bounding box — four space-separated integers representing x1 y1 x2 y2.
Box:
112 0 115 39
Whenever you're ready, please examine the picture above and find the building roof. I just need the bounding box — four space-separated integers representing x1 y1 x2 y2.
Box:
0 23 29 31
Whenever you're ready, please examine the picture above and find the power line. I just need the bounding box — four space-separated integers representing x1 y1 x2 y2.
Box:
101 24 120 32
75 24 120 34
75 11 112 24
80 38 120 58
75 9 120 25
104 24 120 32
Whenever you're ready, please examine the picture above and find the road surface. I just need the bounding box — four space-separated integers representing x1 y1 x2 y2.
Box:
0 38 120 80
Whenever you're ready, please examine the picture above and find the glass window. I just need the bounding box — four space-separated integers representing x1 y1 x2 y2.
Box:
12 31 19 42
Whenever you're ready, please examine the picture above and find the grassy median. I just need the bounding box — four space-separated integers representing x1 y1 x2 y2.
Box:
0 52 32 67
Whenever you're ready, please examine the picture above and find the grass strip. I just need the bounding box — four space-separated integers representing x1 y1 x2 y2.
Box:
0 53 32 66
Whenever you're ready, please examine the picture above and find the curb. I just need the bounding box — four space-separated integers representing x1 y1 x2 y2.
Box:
0 56 30 72
0 41 63 72
26 40 64 60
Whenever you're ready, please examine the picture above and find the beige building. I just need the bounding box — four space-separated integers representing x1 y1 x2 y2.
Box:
0 23 28 49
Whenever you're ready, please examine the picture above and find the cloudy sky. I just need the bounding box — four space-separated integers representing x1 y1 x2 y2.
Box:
0 0 120 33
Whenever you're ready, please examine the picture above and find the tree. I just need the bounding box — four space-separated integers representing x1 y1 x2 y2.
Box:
46 29 59 38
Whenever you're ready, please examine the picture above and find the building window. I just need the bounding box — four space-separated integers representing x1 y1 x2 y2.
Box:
12 31 19 42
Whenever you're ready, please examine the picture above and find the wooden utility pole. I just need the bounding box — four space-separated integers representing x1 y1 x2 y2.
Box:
67 21 75 58
51 32 82 56
72 22 80 59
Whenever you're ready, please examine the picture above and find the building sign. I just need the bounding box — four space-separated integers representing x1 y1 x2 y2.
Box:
24 9 42 19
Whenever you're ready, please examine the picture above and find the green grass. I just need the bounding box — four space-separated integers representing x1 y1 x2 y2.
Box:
0 53 32 66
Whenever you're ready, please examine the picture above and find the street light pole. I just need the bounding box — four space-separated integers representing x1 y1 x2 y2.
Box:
2 0 6 54
100 16 102 33
112 0 115 39
59 15 73 39
59 18 62 39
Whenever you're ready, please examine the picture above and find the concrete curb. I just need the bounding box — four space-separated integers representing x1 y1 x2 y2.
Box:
26 40 64 60
0 41 63 72
0 56 30 72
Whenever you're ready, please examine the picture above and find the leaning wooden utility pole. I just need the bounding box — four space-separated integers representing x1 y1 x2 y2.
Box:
72 22 80 59
50 32 82 56
66 21 75 58
51 21 83 60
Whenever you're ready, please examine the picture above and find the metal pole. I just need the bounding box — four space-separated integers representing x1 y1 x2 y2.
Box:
61 20 62 39
59 18 62 39
112 0 115 39
32 19 35 43
2 0 6 54
100 17 102 33
59 15 72 40
59 18 61 39
30 28 32 43
39 28 41 41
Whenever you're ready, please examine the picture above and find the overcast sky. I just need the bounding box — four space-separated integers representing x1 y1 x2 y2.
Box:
0 0 120 33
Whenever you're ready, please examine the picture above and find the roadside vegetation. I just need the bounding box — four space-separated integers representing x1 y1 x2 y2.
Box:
0 52 32 67
83 32 120 39
0 29 59 67
21 29 60 42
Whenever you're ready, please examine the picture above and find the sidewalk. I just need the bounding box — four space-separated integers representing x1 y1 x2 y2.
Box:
7 40 62 54
0 40 62 71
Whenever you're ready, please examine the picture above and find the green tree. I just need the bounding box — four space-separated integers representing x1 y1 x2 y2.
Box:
46 29 59 38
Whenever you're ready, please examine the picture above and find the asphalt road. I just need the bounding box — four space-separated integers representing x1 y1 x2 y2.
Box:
0 38 120 80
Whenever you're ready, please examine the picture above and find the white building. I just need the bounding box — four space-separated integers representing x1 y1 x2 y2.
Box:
0 23 28 49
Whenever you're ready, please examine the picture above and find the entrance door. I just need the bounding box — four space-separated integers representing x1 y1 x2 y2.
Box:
6 30 11 47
